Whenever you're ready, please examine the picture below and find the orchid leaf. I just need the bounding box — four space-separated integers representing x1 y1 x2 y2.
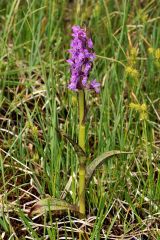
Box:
29 197 79 217
56 129 86 158
86 150 132 185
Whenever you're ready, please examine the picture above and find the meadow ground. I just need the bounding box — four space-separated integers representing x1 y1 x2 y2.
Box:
0 0 160 239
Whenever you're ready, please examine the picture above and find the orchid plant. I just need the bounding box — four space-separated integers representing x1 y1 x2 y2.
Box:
67 25 100 216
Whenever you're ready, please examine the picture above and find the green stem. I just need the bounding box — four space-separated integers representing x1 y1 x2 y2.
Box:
78 90 86 216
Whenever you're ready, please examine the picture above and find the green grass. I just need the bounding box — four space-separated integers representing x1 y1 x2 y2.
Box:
0 0 160 239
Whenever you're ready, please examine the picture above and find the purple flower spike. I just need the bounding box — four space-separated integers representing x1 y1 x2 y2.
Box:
67 25 100 93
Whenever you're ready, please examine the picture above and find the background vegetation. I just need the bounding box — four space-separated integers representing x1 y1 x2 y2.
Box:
0 0 160 239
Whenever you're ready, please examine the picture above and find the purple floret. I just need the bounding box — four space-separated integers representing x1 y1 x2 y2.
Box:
89 80 100 93
67 25 100 92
